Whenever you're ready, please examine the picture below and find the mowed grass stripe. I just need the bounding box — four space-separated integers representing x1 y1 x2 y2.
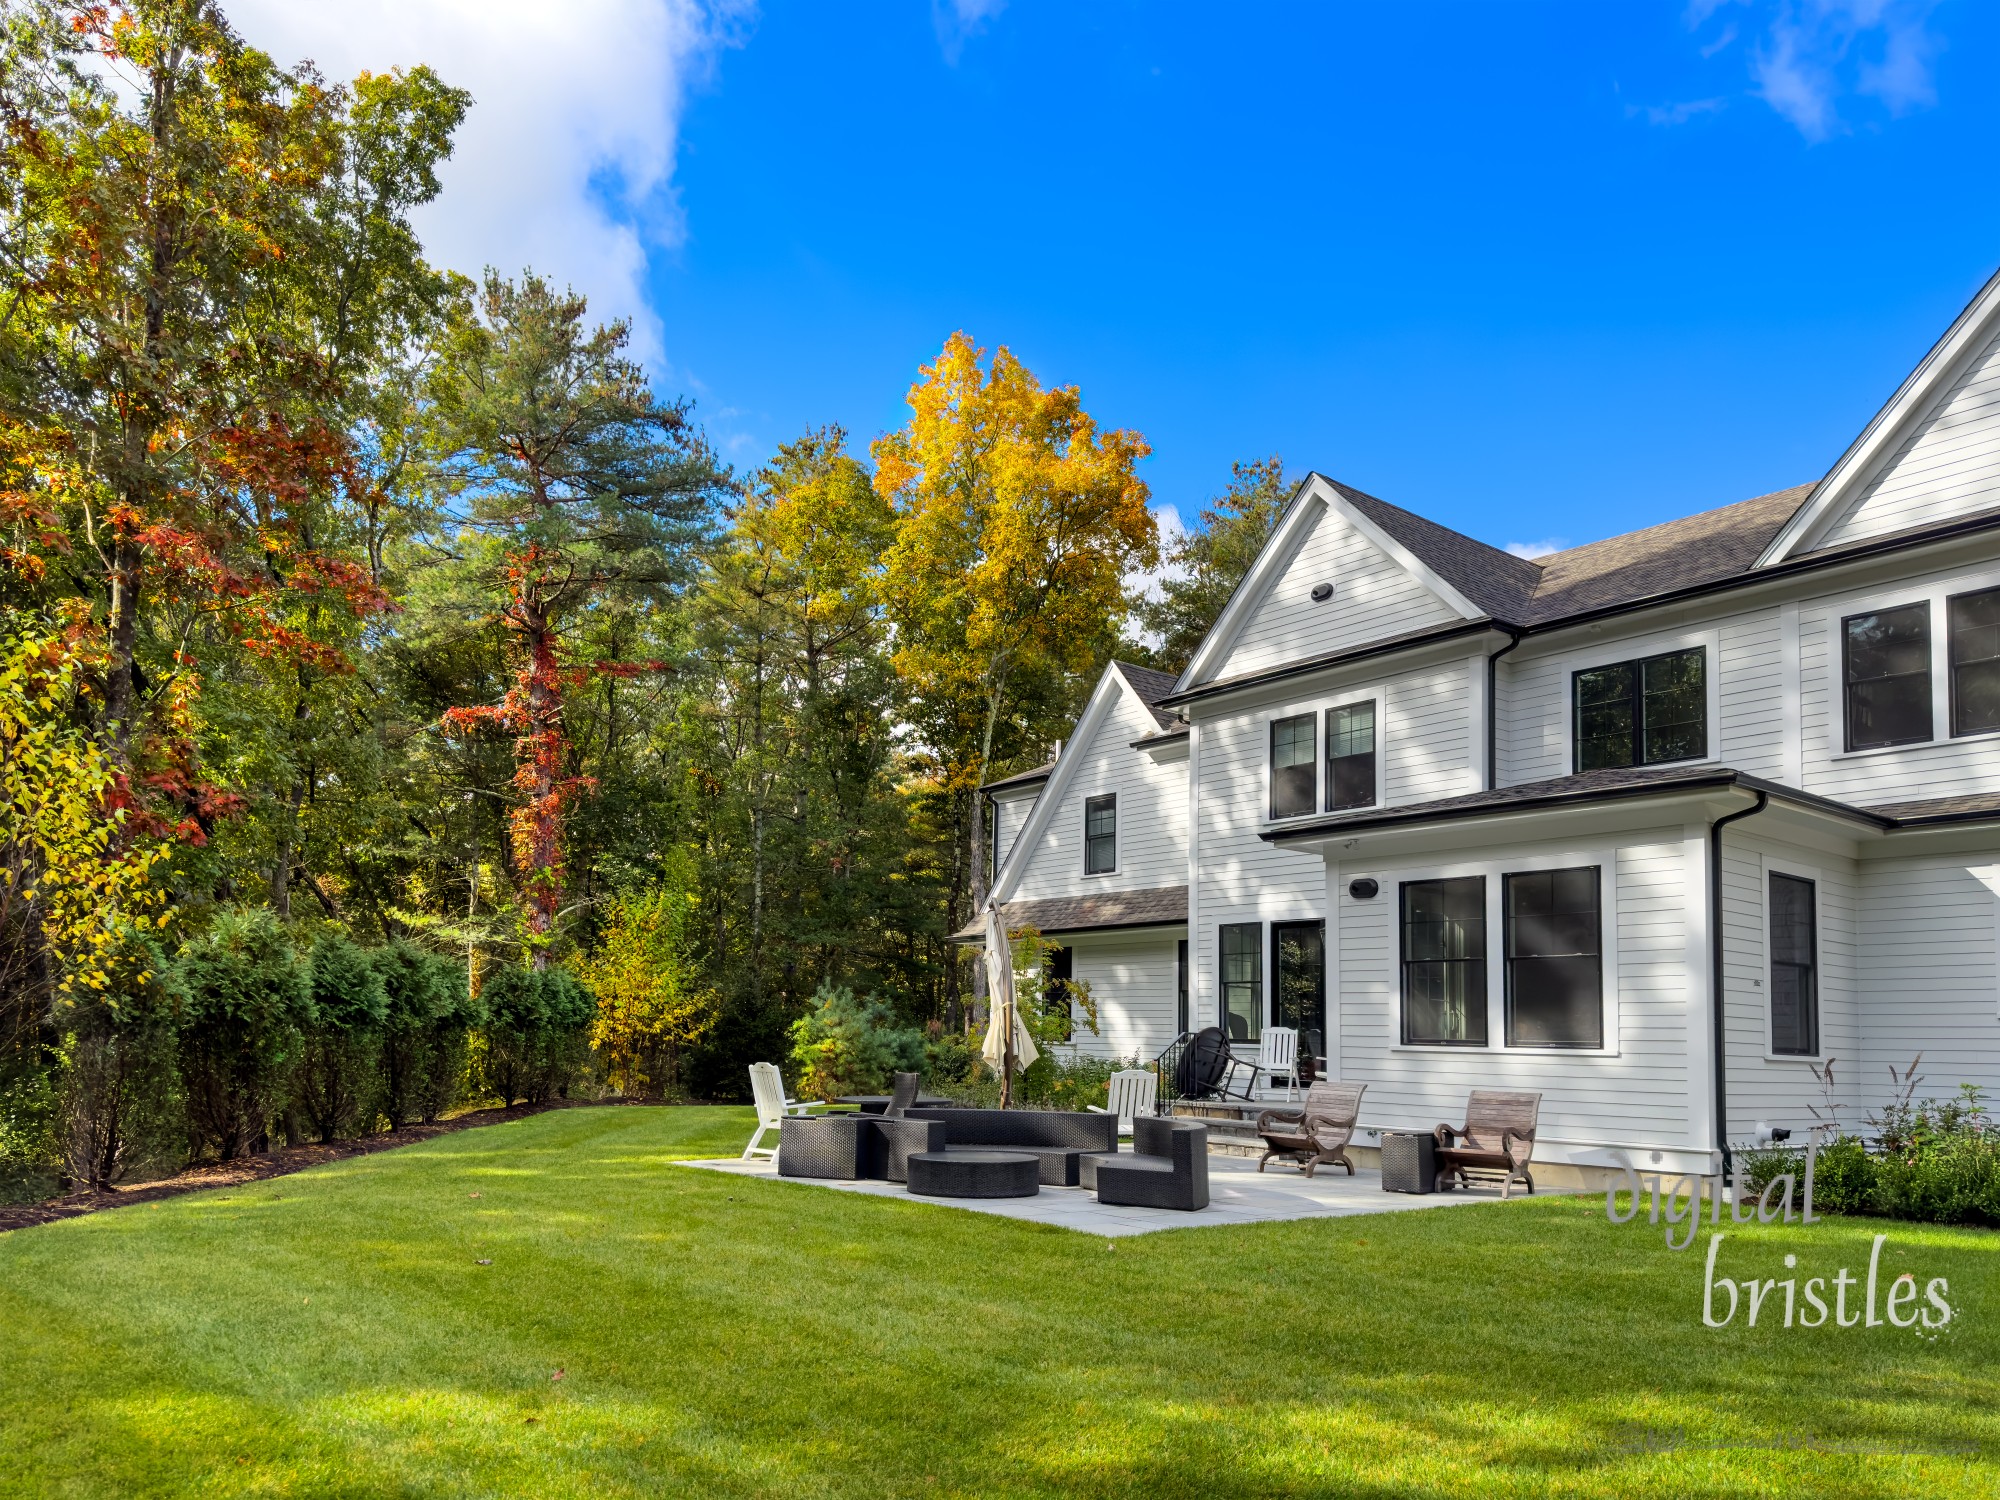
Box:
0 1106 1993 1497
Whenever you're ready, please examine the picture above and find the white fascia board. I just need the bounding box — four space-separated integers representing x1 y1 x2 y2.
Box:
990 664 1147 903
1757 264 2000 567
1176 482 1328 689
1324 487 1484 621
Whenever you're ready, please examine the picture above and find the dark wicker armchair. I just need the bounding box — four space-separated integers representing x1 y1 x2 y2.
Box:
1433 1089 1540 1198
882 1070 921 1118
1256 1082 1365 1178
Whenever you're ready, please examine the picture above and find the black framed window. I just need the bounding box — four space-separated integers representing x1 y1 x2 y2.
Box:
1400 877 1487 1046
1220 922 1262 1044
1769 873 1819 1057
1176 939 1189 1035
1950 587 2000 737
1269 714 1316 819
1844 603 1931 751
1084 794 1116 874
1503 867 1603 1049
1045 945 1074 1042
1326 701 1377 811
1272 920 1325 1034
1573 647 1706 771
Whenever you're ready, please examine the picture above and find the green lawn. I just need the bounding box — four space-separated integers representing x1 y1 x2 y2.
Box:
0 1107 1992 1498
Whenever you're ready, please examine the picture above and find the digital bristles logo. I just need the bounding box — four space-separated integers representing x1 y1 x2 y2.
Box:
1602 1147 1956 1334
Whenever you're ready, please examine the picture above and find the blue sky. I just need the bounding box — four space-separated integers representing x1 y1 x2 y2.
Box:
243 1 2000 558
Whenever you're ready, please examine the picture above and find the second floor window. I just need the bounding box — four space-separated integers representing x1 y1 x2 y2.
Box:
1270 714 1316 819
1844 603 1931 751
1573 647 1706 772
1950 586 2000 737
1326 700 1377 811
1084 794 1116 874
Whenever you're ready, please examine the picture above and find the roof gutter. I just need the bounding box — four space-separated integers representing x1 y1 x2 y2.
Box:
1709 789 1770 1175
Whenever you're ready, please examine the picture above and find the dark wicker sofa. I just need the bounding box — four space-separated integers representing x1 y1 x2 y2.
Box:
905 1107 1117 1186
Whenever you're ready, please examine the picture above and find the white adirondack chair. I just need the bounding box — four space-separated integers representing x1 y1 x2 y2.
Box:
1256 1027 1300 1102
1088 1069 1159 1135
742 1062 818 1159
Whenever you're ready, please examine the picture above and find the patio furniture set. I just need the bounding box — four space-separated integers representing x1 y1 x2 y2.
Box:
743 1060 1539 1211
744 1064 1210 1211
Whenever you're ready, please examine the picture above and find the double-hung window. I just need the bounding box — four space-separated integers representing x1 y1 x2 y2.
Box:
1769 873 1819 1057
1573 647 1707 771
1843 604 1932 750
1503 866 1602 1049
1219 922 1262 1044
1325 701 1377 811
1400 877 1487 1046
1084 794 1116 874
1949 586 2000 737
1269 714 1316 819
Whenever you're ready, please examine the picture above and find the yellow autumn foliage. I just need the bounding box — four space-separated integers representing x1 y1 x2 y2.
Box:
0 625 172 1010
579 871 718 1098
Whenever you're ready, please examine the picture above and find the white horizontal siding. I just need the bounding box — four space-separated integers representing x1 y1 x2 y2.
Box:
1718 832 1860 1140
1497 606 1785 786
991 789 1038 873
1816 322 2000 550
1059 930 1184 1065
1385 659 1480 804
1855 855 2000 1104
1009 689 1187 901
1219 505 1459 681
1797 553 2000 805
1331 832 1700 1158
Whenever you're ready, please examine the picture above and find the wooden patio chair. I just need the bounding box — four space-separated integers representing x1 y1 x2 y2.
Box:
1433 1089 1540 1198
742 1062 819 1159
1256 1082 1365 1177
1089 1069 1158 1134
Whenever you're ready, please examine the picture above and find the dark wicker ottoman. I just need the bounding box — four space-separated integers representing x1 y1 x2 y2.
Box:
864 1117 948 1183
905 1150 1040 1199
1379 1131 1435 1194
777 1115 869 1180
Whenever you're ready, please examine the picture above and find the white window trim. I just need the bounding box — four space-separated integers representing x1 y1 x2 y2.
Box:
1369 845 1624 1058
1260 681 1388 827
1760 853 1828 1063
1556 627 1722 776
1819 565 2000 759
1082 792 1118 878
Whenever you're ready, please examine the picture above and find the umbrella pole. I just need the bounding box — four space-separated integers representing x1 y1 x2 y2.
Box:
1001 990 1015 1110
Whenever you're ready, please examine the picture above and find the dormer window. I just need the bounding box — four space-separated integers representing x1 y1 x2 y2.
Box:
1573 647 1706 772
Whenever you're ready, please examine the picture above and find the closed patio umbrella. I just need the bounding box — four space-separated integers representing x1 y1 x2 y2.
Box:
979 902 1038 1105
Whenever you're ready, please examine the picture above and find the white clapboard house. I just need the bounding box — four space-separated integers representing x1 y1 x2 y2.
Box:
963 268 2000 1185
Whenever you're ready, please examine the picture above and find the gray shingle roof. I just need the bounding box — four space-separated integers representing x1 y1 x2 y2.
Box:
1859 790 2000 825
950 884 1188 943
1328 476 1821 627
983 761 1055 793
1113 661 1183 729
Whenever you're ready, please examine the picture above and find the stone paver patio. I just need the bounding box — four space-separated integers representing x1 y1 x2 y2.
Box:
677 1153 1520 1236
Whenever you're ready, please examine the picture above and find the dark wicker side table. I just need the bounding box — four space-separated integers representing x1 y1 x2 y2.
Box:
1379 1131 1436 1194
905 1150 1040 1199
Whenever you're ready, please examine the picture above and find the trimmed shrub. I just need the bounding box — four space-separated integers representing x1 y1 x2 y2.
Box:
172 909 313 1161
478 964 593 1106
375 941 477 1126
295 935 388 1143
787 984 924 1102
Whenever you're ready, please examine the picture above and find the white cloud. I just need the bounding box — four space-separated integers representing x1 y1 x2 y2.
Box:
933 0 1007 64
1683 0 1944 143
1632 97 1728 127
1504 538 1567 560
226 0 753 369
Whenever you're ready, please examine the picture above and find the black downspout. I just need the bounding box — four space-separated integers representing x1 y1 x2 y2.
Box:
1485 627 1523 791
1709 789 1769 1174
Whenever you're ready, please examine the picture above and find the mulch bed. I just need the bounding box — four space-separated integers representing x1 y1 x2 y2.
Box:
0 1097 647 1234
